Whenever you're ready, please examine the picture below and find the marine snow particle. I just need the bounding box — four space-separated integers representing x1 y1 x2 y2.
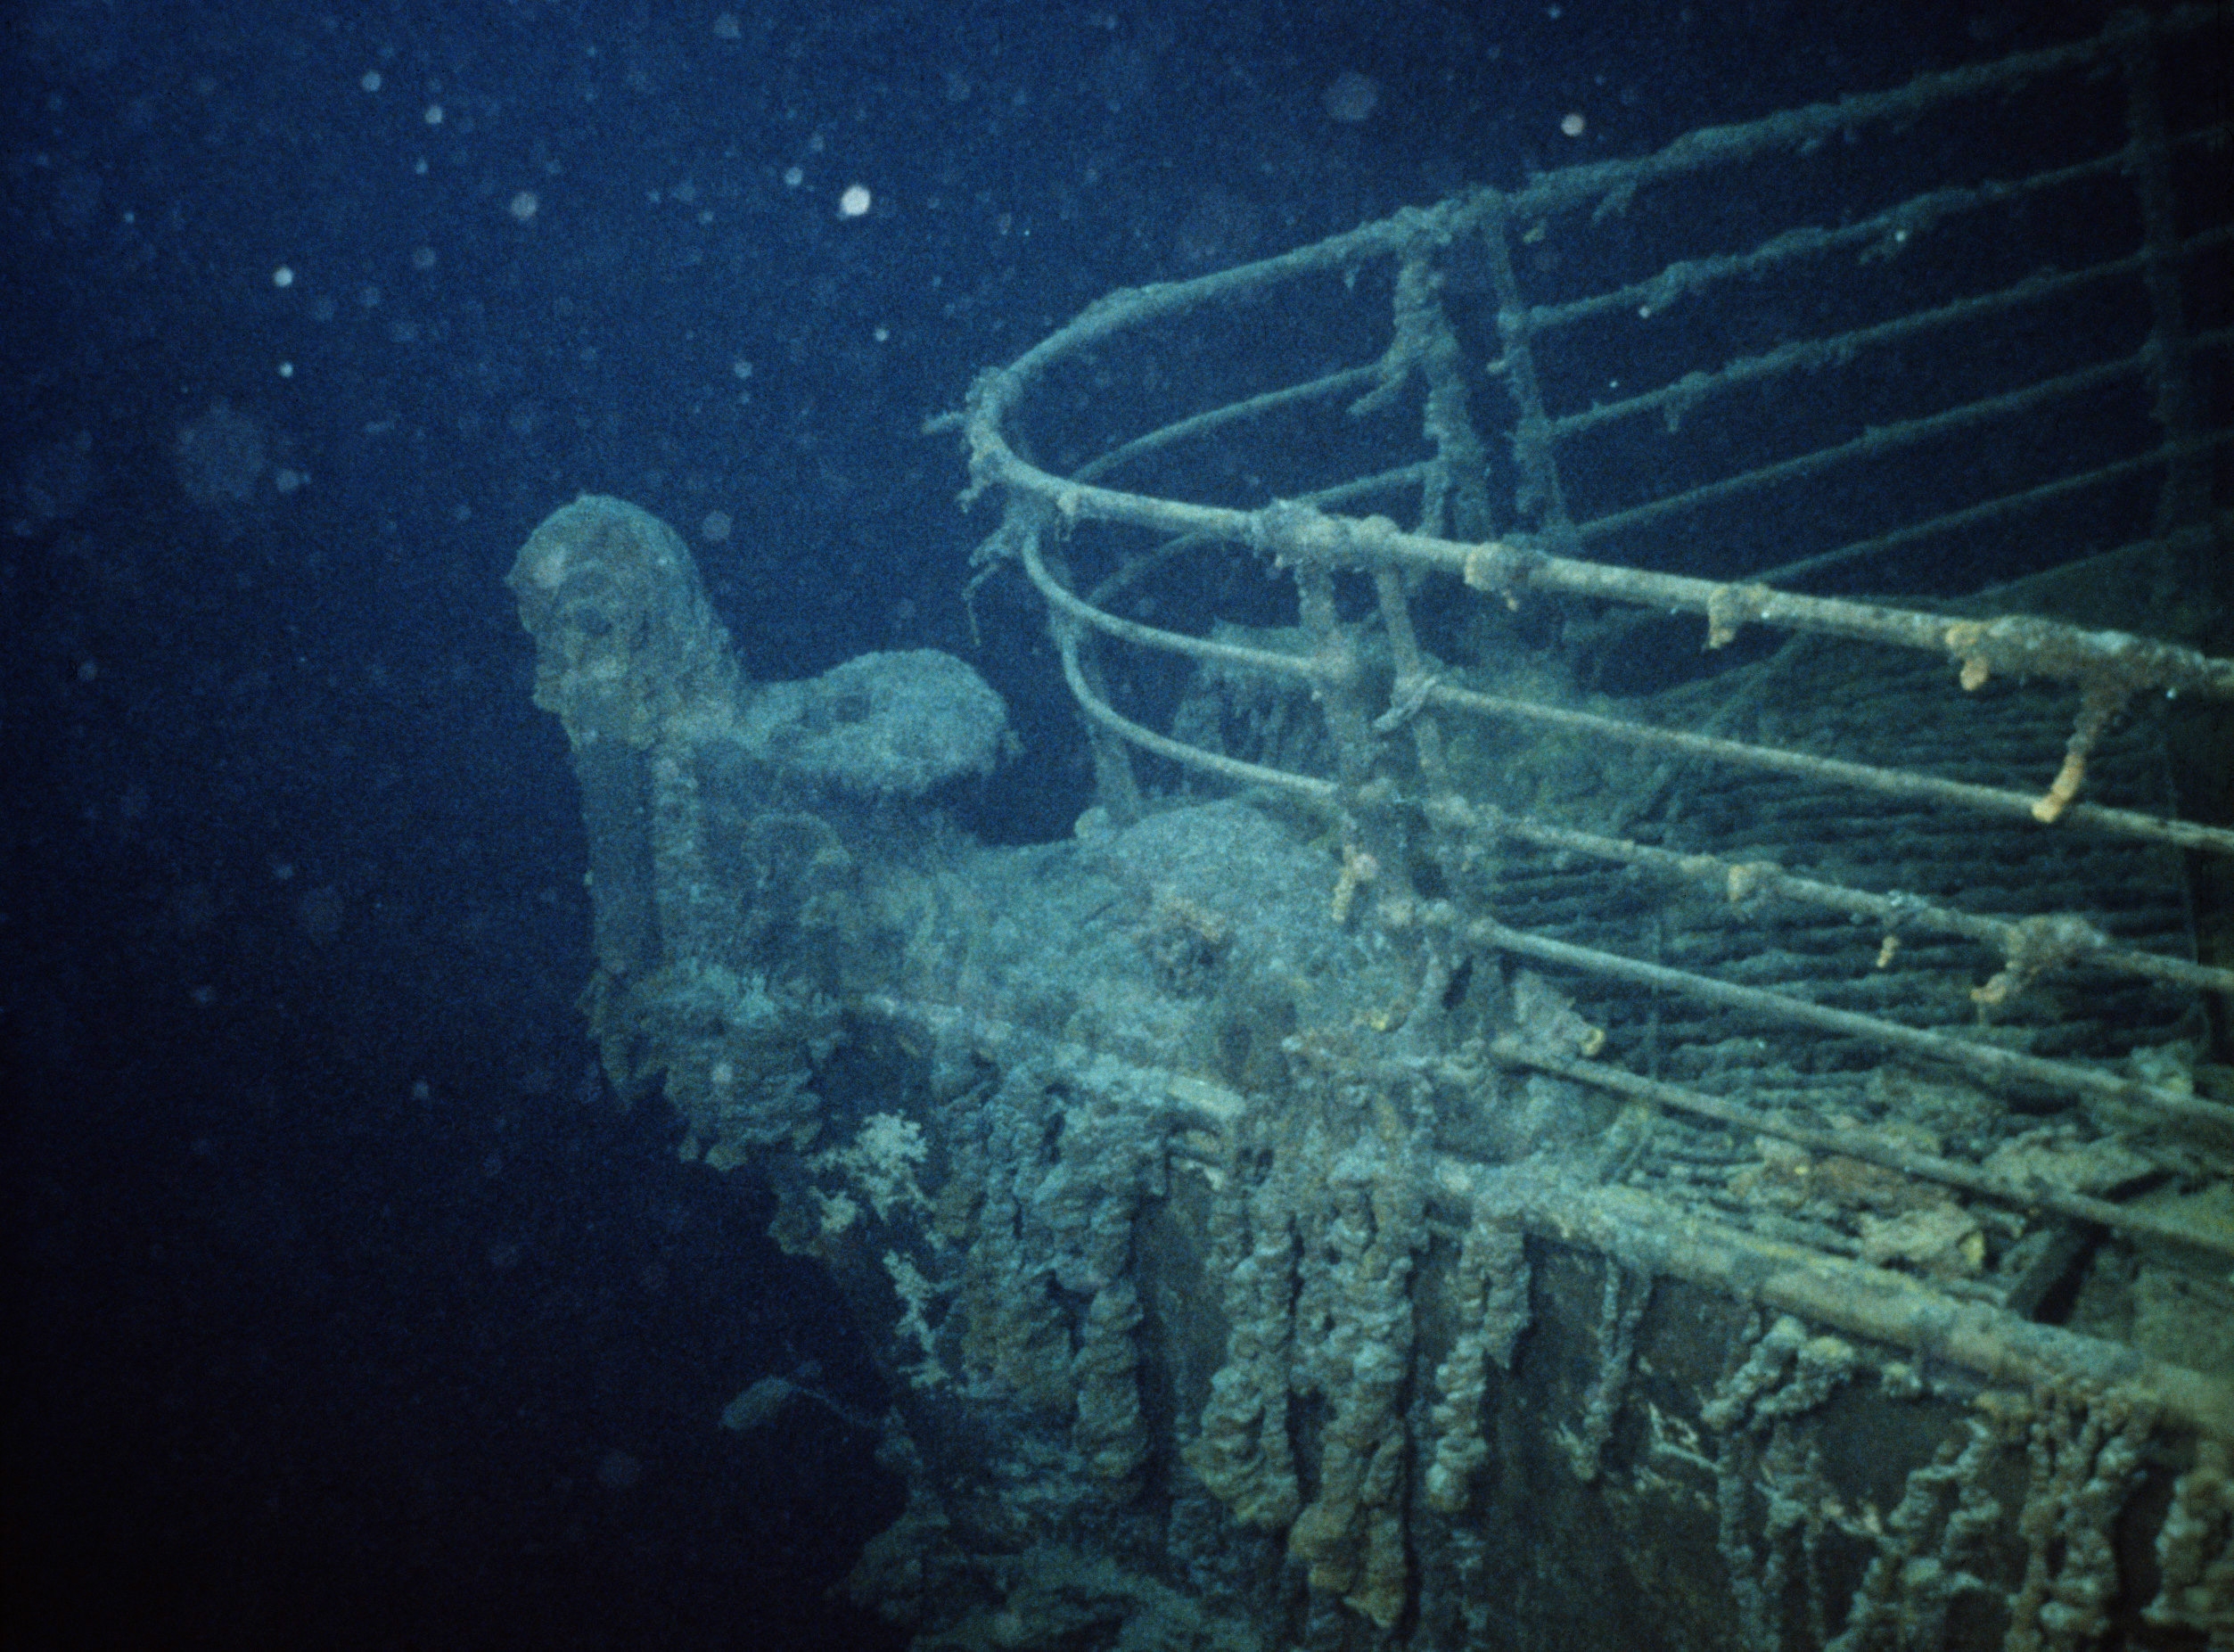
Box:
1322 71 1380 124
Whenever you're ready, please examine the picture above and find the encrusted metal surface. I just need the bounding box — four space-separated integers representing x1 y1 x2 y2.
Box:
518 9 2234 1648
